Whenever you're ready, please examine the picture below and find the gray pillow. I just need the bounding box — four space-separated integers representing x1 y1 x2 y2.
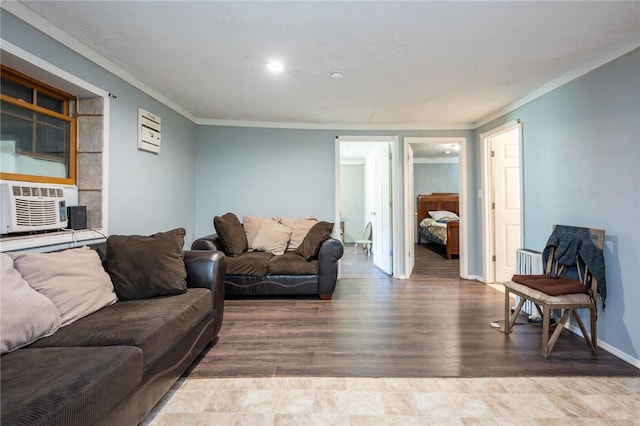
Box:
105 228 187 300
296 221 334 260
213 212 248 256
9 246 116 327
0 253 61 354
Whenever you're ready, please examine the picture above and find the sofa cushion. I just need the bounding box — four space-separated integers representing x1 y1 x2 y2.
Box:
296 221 334 260
277 217 318 251
105 228 187 300
252 220 292 255
1 346 142 426
9 246 117 327
29 288 211 369
243 215 271 250
225 251 273 276
267 252 319 275
0 254 61 354
214 213 247 256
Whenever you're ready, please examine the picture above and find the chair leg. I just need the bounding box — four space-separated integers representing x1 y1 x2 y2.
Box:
571 309 597 355
542 305 551 358
590 306 598 355
354 243 358 254
505 293 525 333
547 309 571 357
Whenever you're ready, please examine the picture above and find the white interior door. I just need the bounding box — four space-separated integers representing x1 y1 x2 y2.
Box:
405 143 415 276
371 142 392 274
492 128 521 282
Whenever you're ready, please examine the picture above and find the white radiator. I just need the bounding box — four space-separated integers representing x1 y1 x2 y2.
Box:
515 249 543 318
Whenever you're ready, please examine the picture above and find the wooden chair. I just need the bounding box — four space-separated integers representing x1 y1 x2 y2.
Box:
354 222 373 255
503 227 605 358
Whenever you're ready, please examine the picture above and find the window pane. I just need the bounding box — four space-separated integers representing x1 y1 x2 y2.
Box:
1 78 34 103
0 101 68 179
37 92 64 113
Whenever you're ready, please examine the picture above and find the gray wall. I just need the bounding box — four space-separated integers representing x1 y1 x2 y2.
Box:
414 162 459 196
476 48 640 361
194 126 337 237
1 10 198 244
340 164 365 243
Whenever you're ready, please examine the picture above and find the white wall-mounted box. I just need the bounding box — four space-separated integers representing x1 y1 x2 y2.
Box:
138 108 161 153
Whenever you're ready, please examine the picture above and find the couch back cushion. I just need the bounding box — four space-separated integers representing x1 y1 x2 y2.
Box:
214 213 248 256
0 254 61 354
243 215 271 250
277 217 318 251
296 221 335 260
105 228 187 300
9 246 117 327
251 220 292 256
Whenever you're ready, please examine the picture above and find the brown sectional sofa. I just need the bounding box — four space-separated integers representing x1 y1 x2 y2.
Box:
1 233 225 426
191 213 344 299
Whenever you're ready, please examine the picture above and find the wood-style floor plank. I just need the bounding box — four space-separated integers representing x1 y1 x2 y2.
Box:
186 244 639 378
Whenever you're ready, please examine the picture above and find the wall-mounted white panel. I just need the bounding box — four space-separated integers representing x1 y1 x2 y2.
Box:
138 108 161 153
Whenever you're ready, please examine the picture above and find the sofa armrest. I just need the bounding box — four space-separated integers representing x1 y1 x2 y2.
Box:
317 238 344 297
191 234 224 251
183 250 226 340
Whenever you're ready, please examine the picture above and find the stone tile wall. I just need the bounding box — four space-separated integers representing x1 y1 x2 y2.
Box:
76 97 104 229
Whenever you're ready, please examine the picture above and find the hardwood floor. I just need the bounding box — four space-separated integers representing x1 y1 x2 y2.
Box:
186 244 639 378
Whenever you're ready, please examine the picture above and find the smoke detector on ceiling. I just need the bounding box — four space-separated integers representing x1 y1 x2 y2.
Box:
330 71 345 80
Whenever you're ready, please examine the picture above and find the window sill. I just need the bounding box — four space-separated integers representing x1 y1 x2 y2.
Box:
0 229 106 253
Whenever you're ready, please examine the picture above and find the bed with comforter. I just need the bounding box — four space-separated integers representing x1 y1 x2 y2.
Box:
417 193 460 259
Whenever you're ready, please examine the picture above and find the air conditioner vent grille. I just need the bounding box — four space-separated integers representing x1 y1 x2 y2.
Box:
15 200 59 226
11 186 64 198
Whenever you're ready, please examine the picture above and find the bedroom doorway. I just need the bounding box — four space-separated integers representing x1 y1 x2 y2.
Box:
404 137 466 279
480 121 523 283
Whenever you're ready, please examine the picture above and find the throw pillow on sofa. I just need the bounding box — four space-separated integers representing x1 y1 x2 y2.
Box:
9 246 117 327
214 212 248 256
243 215 272 250
0 253 61 354
252 220 293 256
105 227 187 300
296 221 335 260
277 217 318 251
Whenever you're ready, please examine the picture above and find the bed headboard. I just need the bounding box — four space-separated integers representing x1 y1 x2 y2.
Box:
417 193 460 224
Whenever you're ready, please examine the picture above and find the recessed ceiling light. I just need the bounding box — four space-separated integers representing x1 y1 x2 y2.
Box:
330 71 345 80
267 60 284 72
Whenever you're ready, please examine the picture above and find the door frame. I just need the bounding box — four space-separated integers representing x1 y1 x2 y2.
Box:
404 136 468 279
479 120 524 283
335 135 400 277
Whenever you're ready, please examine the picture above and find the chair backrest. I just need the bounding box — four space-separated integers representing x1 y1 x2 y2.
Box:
363 222 372 241
546 226 605 295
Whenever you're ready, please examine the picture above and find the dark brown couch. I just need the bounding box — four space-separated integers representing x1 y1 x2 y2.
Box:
192 234 343 299
0 247 225 426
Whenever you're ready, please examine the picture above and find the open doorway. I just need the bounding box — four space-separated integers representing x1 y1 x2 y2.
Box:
480 121 523 283
337 136 394 277
404 137 464 278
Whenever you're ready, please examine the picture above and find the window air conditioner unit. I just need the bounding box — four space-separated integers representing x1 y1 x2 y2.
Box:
0 182 68 234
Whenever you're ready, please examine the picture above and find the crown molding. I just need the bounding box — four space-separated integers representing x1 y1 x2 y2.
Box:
475 35 640 128
194 118 474 131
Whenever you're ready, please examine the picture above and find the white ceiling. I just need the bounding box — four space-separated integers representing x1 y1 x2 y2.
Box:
10 1 640 128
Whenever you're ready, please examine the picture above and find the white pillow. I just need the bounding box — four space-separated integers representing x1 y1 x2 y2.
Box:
0 253 61 354
277 217 318 251
10 246 118 327
428 210 459 220
243 216 272 250
251 220 293 256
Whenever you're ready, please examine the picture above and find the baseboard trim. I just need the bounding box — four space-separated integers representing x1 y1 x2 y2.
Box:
564 323 640 370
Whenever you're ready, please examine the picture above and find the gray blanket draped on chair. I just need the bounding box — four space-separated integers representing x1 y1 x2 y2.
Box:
542 225 607 309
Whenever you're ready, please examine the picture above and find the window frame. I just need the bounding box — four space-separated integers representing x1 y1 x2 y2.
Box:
1 65 77 185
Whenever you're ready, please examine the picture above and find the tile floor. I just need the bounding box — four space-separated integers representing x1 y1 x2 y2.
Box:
143 376 640 425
